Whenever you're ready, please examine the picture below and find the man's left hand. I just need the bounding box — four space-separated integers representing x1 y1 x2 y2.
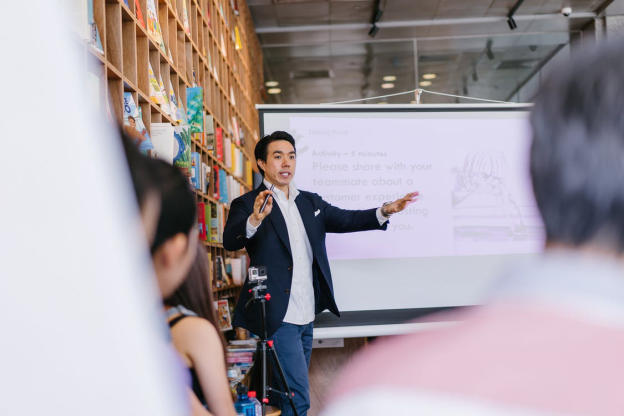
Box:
385 191 419 215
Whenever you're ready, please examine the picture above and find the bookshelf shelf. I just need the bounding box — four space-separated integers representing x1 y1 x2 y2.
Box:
72 0 262 312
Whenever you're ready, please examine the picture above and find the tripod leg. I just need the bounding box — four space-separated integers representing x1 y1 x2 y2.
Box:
261 341 267 416
268 345 299 417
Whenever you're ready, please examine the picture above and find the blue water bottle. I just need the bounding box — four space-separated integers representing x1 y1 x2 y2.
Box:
235 384 256 416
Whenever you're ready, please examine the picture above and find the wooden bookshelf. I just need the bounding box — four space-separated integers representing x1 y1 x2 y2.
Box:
75 0 262 305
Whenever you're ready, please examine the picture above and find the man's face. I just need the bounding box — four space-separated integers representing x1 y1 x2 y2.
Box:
258 140 296 189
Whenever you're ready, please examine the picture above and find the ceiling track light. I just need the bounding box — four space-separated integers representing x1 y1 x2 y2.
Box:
368 24 380 38
507 0 526 31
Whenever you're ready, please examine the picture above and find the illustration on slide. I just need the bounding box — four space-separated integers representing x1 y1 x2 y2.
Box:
451 151 537 243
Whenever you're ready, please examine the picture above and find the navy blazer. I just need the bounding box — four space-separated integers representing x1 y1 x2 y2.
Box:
223 183 388 337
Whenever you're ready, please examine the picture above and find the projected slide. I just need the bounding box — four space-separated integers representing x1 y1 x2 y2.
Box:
287 114 544 261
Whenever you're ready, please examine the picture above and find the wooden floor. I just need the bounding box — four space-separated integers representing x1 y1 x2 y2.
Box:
308 338 367 416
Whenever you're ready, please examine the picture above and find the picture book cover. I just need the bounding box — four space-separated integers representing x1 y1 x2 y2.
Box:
123 93 154 152
173 126 191 174
148 62 164 105
150 122 175 163
123 0 129 7
186 87 204 133
167 80 179 120
88 0 104 55
215 299 232 331
146 0 166 53
190 152 201 189
158 73 172 115
135 0 145 28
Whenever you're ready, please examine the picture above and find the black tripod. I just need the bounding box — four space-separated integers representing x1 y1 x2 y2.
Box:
245 275 298 416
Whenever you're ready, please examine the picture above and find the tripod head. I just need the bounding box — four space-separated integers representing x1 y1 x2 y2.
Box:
245 266 271 310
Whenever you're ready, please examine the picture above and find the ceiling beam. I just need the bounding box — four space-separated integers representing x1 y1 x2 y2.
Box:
255 13 597 34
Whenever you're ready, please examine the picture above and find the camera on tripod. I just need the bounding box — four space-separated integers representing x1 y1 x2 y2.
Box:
248 266 268 282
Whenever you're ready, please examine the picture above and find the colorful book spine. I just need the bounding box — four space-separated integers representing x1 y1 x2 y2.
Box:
210 203 219 242
216 127 224 161
190 152 201 189
186 87 204 134
197 202 207 241
173 126 191 174
135 0 145 27
219 169 228 203
205 204 212 241
213 165 220 201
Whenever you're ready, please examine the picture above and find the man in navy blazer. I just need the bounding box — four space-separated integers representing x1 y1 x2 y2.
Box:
223 131 417 415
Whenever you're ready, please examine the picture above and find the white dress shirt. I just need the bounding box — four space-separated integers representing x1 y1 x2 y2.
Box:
246 179 389 325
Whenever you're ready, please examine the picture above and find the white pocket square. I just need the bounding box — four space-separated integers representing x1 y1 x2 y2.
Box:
314 209 321 217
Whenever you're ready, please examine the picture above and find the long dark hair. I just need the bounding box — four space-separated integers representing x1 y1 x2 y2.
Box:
165 244 227 356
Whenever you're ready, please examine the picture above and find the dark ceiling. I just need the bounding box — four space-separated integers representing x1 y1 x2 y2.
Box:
248 0 610 104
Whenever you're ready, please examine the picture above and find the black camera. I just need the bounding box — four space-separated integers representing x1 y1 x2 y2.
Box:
248 266 268 282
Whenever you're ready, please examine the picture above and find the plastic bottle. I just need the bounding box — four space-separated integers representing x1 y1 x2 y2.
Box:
234 384 255 416
248 391 262 416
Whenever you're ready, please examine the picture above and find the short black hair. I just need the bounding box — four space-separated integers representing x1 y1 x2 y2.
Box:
254 131 296 177
530 40 624 252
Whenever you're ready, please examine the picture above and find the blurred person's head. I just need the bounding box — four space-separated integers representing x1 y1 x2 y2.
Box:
255 131 296 188
164 244 227 352
122 133 161 244
150 158 198 298
531 40 624 255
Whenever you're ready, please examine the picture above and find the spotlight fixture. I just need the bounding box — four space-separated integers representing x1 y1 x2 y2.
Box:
265 81 279 87
267 88 281 94
378 101 388 105
368 24 380 38
383 75 397 82
381 83 395 89
507 0 525 31
419 81 432 87
422 74 436 80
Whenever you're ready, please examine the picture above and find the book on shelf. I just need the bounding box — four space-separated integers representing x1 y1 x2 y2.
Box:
215 127 224 161
190 152 201 190
214 255 225 288
220 33 226 57
182 0 191 36
246 161 253 187
197 202 207 241
135 0 145 28
123 93 154 153
146 0 166 53
234 26 242 50
217 204 225 242
230 86 236 105
187 87 204 134
148 62 166 107
204 114 215 150
233 0 240 16
230 257 243 286
201 163 211 194
232 117 240 145
204 203 212 241
88 0 103 55
219 169 228 203
214 299 233 331
209 203 219 242
213 165 220 201
224 136 232 169
123 0 129 7
158 74 172 115
173 126 192 174
150 122 175 163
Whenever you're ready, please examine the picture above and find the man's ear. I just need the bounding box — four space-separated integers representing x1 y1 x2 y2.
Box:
156 233 188 268
257 159 266 171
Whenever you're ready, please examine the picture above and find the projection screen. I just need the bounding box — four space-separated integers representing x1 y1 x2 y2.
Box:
258 104 543 337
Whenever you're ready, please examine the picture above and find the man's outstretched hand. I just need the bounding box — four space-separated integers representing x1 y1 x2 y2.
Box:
249 190 274 227
384 191 419 215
